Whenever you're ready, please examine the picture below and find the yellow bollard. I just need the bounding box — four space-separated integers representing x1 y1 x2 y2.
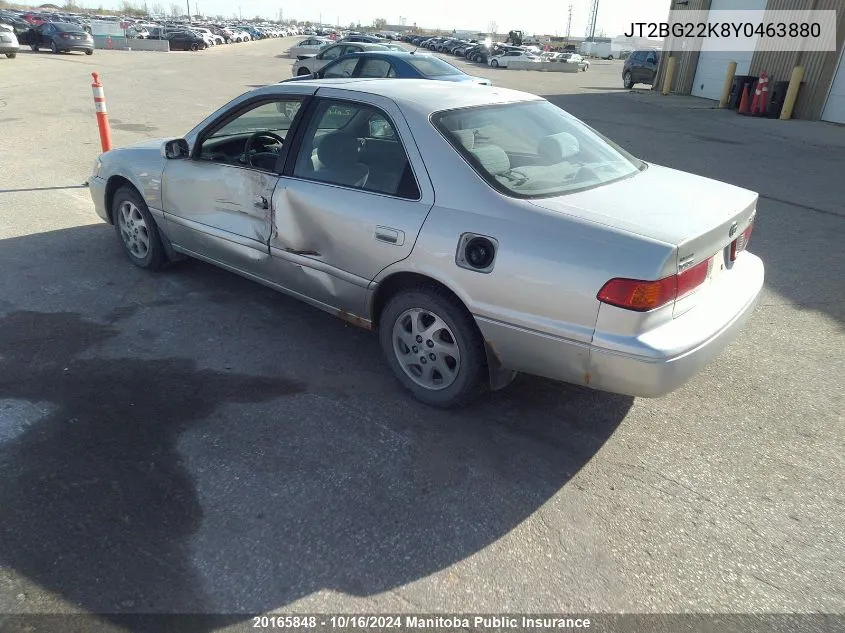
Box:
718 61 738 108
662 56 677 95
779 65 805 120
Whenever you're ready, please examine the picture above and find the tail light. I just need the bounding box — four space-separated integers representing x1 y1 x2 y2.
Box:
730 219 754 261
60 32 70 38
597 257 712 312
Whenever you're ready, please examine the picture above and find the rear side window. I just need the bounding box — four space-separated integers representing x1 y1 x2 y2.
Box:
406 56 463 76
293 99 420 199
358 58 396 78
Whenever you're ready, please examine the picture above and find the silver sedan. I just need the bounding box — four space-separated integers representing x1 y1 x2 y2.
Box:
88 79 764 407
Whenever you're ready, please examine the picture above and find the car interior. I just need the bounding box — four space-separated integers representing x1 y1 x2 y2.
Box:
438 103 641 196
294 102 420 199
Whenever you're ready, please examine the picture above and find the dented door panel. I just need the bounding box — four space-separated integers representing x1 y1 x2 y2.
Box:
162 161 278 276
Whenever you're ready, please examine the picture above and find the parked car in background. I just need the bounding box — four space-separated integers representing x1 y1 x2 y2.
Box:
0 22 19 57
623 49 660 89
165 29 207 51
291 41 388 76
19 21 93 54
340 34 385 44
192 27 222 45
288 51 492 86
89 79 763 407
288 36 329 57
488 50 540 67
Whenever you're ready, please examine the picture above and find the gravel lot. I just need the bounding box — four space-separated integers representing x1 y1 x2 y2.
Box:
0 35 843 625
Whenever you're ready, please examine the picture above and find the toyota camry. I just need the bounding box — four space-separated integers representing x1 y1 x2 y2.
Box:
88 79 764 407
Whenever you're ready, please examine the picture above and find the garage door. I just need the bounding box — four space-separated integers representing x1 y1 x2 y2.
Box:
691 0 768 101
821 47 845 123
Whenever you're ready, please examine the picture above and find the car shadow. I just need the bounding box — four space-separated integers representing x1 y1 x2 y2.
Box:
0 225 633 626
543 90 845 326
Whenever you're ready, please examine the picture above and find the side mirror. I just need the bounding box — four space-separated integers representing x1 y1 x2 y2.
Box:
162 138 189 159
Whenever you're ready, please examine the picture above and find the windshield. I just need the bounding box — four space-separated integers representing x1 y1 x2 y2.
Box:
406 56 463 77
432 100 644 198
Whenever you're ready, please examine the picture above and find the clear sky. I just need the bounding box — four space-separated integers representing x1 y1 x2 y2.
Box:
82 0 672 38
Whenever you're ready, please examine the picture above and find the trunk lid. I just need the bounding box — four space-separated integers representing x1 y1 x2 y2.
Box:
529 163 758 316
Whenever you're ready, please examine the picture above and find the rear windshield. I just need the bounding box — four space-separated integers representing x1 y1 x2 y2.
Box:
54 22 83 32
406 56 463 77
432 100 644 199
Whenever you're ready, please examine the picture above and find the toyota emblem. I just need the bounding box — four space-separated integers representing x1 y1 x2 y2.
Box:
729 222 739 238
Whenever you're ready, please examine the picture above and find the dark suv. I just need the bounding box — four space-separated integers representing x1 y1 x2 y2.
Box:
623 49 660 89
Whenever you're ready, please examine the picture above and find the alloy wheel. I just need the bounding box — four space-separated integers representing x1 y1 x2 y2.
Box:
392 308 461 391
117 200 150 259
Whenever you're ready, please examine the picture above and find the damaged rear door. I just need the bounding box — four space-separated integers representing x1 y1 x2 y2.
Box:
268 90 434 321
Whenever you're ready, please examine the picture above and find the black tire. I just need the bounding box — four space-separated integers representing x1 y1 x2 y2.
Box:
297 67 311 76
379 285 488 408
190 42 198 51
623 70 634 89
491 58 499 67
6 52 16 58
111 186 168 271
30 44 38 51
85 49 93 55
50 41 59 54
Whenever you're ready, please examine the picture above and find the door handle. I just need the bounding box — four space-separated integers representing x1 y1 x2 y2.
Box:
254 194 269 209
374 226 404 245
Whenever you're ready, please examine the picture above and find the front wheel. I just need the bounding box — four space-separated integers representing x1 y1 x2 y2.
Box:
85 49 93 55
490 59 499 67
623 70 634 89
31 43 39 51
190 42 199 51
50 41 58 53
6 52 16 58
112 186 168 271
379 286 488 408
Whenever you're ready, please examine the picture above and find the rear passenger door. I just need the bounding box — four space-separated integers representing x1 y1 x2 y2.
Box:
269 92 434 314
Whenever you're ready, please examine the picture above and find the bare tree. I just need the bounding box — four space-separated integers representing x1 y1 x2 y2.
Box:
150 2 163 15
169 2 180 17
372 17 387 30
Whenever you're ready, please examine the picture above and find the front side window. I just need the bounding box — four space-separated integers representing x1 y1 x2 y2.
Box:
320 45 341 60
358 58 396 78
322 57 359 78
433 100 643 198
293 99 419 198
199 99 302 171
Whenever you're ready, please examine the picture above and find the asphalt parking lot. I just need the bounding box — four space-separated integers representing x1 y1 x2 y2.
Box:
1 35 844 625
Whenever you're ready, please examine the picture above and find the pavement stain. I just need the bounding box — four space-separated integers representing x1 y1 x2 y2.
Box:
0 310 304 614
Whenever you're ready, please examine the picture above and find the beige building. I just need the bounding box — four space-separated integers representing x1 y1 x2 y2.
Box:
654 0 845 122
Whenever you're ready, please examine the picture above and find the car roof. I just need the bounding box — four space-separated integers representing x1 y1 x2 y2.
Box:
251 78 540 118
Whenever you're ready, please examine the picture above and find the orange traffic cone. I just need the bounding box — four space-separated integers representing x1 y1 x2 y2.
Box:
753 72 769 117
738 84 751 114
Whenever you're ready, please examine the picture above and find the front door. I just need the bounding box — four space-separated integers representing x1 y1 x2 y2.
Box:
269 93 434 317
161 96 306 278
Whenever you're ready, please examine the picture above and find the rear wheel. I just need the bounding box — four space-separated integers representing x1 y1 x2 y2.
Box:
112 186 168 271
30 43 38 51
85 49 93 55
623 70 634 89
490 58 499 67
190 42 199 51
6 52 15 58
379 286 488 408
50 41 58 53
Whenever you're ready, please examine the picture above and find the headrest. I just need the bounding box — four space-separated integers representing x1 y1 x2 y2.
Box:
469 145 510 175
451 129 475 150
537 132 580 163
316 133 360 169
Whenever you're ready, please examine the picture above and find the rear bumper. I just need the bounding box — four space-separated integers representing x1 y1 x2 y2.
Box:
475 252 764 398
588 252 765 397
0 44 19 53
